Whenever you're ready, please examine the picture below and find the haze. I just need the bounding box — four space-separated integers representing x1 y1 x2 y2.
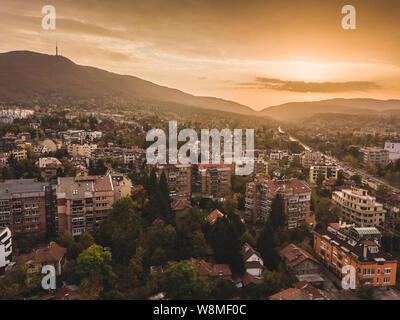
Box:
1 0 399 110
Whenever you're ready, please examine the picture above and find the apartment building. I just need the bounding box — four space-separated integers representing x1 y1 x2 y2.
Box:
360 147 389 166
61 130 102 144
0 179 53 236
309 165 339 184
245 177 311 229
67 143 97 158
301 151 326 168
332 187 385 227
56 174 132 236
314 223 397 287
10 147 27 161
245 176 274 225
193 164 232 199
155 164 191 197
382 194 400 231
384 141 400 161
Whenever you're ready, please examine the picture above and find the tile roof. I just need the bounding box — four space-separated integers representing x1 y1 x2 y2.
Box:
269 288 308 300
171 199 192 212
28 241 66 264
206 209 224 225
293 281 327 300
279 243 319 269
241 243 263 262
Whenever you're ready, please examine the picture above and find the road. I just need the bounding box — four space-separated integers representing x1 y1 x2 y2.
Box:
278 127 400 194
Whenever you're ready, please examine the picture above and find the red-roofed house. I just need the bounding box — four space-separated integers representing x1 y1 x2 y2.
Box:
206 209 224 226
241 243 264 278
279 243 320 275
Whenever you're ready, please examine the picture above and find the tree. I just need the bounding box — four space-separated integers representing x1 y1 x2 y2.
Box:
162 261 207 300
350 174 362 185
79 273 104 300
376 184 391 198
142 218 177 266
256 221 280 270
76 244 116 285
209 216 245 275
316 171 325 186
269 194 285 229
98 197 141 263
79 231 95 250
315 198 339 230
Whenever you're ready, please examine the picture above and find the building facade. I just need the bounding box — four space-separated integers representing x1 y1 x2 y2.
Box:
309 165 339 184
245 177 311 229
56 174 131 236
332 187 385 227
0 179 52 236
384 141 400 161
360 147 389 166
314 223 397 287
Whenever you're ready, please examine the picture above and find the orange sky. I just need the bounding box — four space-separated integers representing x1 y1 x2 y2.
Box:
1 0 400 110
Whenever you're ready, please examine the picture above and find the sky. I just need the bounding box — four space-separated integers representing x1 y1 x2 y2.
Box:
1 0 400 110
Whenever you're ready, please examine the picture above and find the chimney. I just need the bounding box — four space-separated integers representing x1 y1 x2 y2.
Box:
363 244 368 260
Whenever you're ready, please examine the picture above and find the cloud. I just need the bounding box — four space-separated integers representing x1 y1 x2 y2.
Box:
239 78 381 93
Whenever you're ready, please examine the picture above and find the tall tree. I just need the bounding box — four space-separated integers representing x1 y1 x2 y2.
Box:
162 261 208 300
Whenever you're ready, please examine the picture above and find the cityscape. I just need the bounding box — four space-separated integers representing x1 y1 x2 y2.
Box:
1 0 400 306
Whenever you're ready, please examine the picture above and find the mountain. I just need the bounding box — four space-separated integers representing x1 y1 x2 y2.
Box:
0 51 255 115
260 98 400 122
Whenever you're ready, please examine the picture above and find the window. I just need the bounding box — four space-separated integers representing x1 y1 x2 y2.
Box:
73 189 78 195
384 268 391 274
384 277 391 283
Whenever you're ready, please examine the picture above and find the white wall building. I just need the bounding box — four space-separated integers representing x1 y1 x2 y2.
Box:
384 141 400 161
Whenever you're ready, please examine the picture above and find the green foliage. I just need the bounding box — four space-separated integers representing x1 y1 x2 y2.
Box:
98 196 141 263
162 261 208 300
208 216 245 275
76 244 116 285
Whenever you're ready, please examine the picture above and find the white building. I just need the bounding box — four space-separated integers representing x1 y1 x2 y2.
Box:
384 141 400 161
332 187 385 227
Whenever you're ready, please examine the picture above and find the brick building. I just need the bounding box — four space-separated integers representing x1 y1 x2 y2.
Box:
0 179 53 236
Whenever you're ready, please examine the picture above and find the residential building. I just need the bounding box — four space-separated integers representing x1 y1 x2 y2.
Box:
269 150 288 161
193 164 232 199
155 163 192 197
360 147 389 166
245 176 274 225
241 243 264 278
269 281 327 300
313 223 397 287
269 288 311 300
56 174 131 236
301 151 326 168
245 178 311 229
23 241 67 276
279 243 320 276
10 147 27 161
0 179 53 236
189 257 232 282
384 141 400 161
67 143 97 158
332 187 385 227
206 209 224 226
382 194 400 231
309 165 339 184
